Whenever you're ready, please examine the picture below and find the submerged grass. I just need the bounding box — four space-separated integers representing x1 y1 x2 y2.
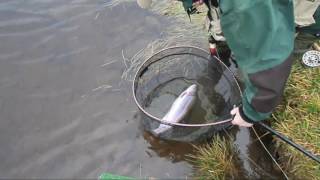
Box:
148 2 320 178
188 135 239 180
186 35 320 179
121 0 208 82
115 1 319 178
271 52 320 179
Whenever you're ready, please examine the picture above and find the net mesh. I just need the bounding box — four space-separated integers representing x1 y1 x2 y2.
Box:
133 46 241 141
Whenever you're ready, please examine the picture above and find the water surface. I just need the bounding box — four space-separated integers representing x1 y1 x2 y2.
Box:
0 0 285 179
0 1 193 178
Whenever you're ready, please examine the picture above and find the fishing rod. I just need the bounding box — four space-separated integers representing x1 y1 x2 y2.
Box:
228 104 320 163
256 122 320 164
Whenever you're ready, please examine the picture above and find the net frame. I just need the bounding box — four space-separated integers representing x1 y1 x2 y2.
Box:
132 46 242 127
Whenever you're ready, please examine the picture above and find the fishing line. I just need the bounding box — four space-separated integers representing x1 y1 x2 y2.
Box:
245 155 277 178
251 132 270 144
222 128 277 179
251 126 289 180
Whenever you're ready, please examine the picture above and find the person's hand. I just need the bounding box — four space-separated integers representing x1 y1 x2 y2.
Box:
194 0 204 6
231 107 253 127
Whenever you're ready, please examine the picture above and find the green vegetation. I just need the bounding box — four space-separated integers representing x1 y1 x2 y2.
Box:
152 0 207 38
189 38 320 179
122 0 209 82
148 2 320 179
99 173 134 180
188 136 238 180
271 53 320 179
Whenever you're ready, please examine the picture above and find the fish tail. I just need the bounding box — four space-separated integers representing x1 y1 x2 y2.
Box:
153 124 172 136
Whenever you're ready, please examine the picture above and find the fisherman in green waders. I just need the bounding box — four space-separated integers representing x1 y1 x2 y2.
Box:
181 0 320 127
137 0 319 127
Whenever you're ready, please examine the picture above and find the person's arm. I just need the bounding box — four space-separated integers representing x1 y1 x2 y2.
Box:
218 0 295 124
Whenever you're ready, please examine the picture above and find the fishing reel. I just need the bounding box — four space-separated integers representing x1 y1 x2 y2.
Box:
302 50 320 67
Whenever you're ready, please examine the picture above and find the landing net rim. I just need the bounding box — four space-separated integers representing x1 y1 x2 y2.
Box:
132 45 242 127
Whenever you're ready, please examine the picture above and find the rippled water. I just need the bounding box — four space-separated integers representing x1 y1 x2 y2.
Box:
0 0 285 179
0 0 194 178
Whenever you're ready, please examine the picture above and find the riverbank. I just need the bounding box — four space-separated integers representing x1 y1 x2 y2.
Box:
191 35 320 179
271 34 320 179
145 1 320 179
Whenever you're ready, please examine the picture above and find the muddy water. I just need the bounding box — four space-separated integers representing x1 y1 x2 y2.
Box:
0 0 284 179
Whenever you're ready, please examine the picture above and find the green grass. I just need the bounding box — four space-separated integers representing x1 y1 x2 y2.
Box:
187 54 320 180
148 2 320 179
151 0 208 43
122 1 209 82
271 55 320 179
187 35 320 179
187 135 239 180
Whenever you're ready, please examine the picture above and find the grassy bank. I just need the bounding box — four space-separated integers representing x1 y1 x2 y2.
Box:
144 2 320 179
191 37 320 179
271 51 320 179
188 136 239 180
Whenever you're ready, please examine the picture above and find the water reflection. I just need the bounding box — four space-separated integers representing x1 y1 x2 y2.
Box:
0 0 286 178
143 131 196 163
0 1 192 178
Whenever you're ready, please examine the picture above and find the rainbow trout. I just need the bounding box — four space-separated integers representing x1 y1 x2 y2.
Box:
153 84 197 135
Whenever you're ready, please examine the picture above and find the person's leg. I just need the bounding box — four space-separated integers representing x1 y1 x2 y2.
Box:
219 0 295 122
299 6 320 36
294 0 320 28
205 0 232 67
